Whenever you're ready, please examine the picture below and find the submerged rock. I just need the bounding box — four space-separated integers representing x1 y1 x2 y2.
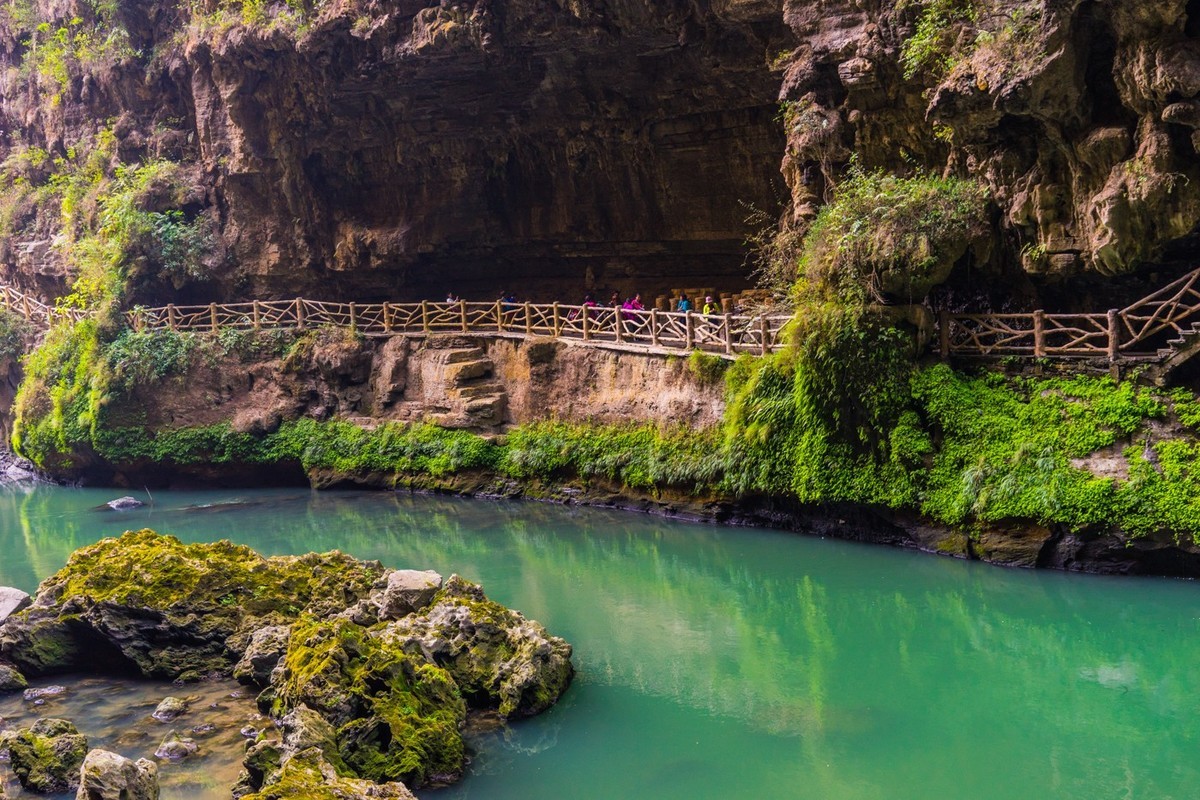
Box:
8 718 88 793
150 697 189 723
23 685 67 702
75 748 159 800
153 731 198 760
104 497 145 511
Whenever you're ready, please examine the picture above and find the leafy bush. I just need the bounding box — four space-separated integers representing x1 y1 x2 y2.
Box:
797 167 989 306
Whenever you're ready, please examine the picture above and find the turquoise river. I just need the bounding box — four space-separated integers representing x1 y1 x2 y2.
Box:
0 485 1197 799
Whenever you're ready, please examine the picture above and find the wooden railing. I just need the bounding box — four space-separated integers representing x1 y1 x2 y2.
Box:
121 299 793 358
941 266 1200 360
5 264 1199 363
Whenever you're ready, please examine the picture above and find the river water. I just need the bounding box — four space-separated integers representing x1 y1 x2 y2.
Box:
0 485 1197 799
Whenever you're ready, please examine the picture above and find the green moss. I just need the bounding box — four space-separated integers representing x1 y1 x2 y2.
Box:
271 616 466 787
51 529 385 618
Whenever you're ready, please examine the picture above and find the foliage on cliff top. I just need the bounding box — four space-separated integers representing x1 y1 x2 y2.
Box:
796 167 989 306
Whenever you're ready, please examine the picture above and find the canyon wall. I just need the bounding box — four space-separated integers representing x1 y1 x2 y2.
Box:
0 0 1197 312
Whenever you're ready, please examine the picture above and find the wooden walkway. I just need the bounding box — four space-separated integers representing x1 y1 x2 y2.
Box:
2 265 1199 369
940 266 1200 364
0 289 793 359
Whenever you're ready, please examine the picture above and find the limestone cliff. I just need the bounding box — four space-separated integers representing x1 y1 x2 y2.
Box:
0 0 1197 312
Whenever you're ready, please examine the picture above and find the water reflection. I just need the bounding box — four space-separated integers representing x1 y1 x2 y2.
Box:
0 486 1198 799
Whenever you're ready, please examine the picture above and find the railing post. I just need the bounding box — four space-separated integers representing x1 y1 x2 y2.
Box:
552 302 560 336
253 300 261 329
421 300 430 332
349 302 357 331
295 298 305 330
167 304 177 331
496 300 504 333
760 315 769 356
460 300 468 333
614 308 624 343
685 310 694 349
1107 309 1119 363
1 286 9 313
383 302 392 333
583 305 591 341
210 302 218 332
651 309 660 347
724 313 733 355
525 302 533 335
1033 310 1045 357
939 309 951 361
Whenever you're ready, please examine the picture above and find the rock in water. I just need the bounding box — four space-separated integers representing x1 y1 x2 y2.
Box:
0 587 30 624
0 530 388 677
0 530 573 796
75 749 159 800
376 569 444 619
105 497 144 511
0 664 27 693
23 685 67 702
386 575 574 718
153 731 198 760
8 718 88 793
150 697 189 722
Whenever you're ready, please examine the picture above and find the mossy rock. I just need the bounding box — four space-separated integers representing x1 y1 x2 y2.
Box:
267 616 466 787
387 575 574 717
241 747 416 800
0 663 27 692
0 530 387 678
8 718 89 793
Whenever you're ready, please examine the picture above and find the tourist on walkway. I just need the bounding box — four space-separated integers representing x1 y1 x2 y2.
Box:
702 295 721 315
676 294 692 312
621 293 645 321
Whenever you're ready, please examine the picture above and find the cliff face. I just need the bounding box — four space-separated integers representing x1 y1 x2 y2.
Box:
0 0 1198 310
778 0 1200 305
0 0 792 303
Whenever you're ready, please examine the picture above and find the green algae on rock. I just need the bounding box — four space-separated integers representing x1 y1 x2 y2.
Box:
6 718 89 793
0 529 387 677
0 530 573 796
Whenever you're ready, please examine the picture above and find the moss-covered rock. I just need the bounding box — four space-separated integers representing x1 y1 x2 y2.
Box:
7 718 89 793
0 662 27 692
267 616 466 787
0 530 387 678
241 747 416 800
388 575 574 718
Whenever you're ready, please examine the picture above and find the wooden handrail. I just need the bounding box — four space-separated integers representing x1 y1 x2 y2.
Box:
4 264 1199 364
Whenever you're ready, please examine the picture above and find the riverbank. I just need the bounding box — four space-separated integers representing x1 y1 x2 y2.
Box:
8 324 1200 578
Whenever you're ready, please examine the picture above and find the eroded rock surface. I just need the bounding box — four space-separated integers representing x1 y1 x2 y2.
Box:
0 530 573 795
75 749 159 800
7 718 89 793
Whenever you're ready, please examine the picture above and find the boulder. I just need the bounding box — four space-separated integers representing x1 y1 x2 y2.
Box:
265 617 466 787
8 718 89 793
233 626 291 686
150 696 189 722
375 570 443 620
23 685 67 701
386 575 574 718
0 587 30 624
0 531 387 678
0 663 27 693
240 747 417 800
75 749 159 800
